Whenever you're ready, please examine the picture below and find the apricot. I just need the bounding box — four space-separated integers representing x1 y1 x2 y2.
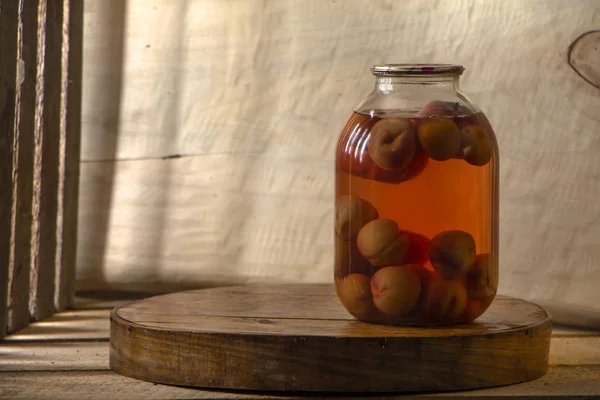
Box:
335 273 378 320
367 118 416 171
392 149 429 182
462 299 483 322
335 235 373 279
418 100 471 118
430 230 476 279
418 118 461 161
460 124 492 166
340 148 428 184
371 266 421 317
335 196 379 239
479 294 495 311
466 253 498 298
461 294 495 322
422 279 468 322
402 231 431 265
404 264 436 287
338 127 428 184
356 219 409 267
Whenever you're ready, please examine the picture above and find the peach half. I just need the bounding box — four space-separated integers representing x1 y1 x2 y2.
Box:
367 118 417 171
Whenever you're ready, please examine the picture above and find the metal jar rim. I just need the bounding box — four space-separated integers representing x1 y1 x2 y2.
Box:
371 64 465 77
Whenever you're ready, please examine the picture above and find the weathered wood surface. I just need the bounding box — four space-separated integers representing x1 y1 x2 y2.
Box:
2 336 595 374
1 0 83 337
2 333 596 374
2 366 600 399
2 309 109 342
0 0 20 339
550 337 600 366
54 0 83 312
110 285 551 392
29 0 64 322
6 0 39 335
0 341 108 371
77 1 600 326
0 295 598 399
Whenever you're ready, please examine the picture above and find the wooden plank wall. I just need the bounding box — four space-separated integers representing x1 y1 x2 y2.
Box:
7 0 39 337
56 0 83 312
76 1 600 325
0 0 83 338
29 0 63 322
0 0 21 339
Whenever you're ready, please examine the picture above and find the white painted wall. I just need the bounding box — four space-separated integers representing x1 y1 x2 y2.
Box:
77 0 600 325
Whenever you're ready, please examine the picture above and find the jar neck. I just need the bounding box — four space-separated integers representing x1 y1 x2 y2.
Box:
375 76 460 93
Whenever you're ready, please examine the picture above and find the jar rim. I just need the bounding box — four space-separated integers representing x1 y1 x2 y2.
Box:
371 64 465 77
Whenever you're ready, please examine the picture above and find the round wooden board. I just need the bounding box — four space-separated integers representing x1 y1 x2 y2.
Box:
110 284 552 393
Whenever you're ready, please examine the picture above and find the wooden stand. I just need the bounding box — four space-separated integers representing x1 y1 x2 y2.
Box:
110 284 551 393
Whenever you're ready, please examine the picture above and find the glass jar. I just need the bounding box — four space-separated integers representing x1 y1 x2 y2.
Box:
334 64 499 325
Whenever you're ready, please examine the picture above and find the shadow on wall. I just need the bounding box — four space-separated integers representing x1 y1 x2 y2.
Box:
73 1 600 330
77 0 127 287
78 0 193 291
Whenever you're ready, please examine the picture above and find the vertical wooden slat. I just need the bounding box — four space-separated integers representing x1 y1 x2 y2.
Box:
2 0 80 334
7 0 40 334
54 0 82 311
29 0 64 321
0 0 20 338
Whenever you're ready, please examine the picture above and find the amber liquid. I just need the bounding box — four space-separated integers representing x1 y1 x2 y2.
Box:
335 110 499 324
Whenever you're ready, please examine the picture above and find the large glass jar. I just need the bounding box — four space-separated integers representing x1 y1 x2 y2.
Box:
334 64 499 325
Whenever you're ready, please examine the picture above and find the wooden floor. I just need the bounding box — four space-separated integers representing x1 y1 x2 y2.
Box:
1 295 600 399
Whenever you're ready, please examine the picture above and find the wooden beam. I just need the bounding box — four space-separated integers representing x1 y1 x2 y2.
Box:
54 0 82 312
29 0 64 321
6 0 40 335
0 0 20 339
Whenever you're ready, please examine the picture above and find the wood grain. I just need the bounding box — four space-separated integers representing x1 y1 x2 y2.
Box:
1 335 592 372
2 366 600 400
0 0 20 339
3 309 109 342
6 0 40 335
54 0 83 312
550 337 600 366
29 0 64 321
0 341 108 371
0 296 595 398
110 284 551 392
76 0 600 328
